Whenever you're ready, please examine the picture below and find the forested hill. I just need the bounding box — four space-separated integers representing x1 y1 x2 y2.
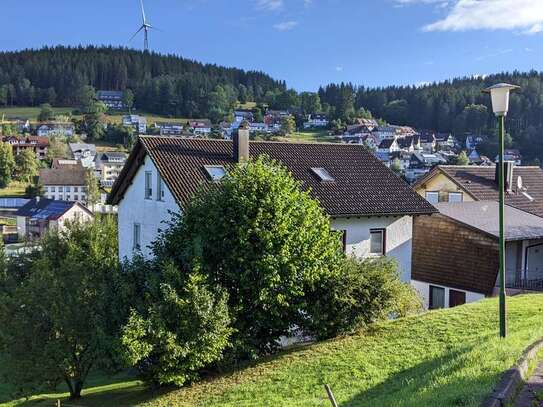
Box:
0 46 285 117
319 71 543 164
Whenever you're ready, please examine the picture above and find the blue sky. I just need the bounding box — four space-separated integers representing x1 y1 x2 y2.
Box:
2 0 542 91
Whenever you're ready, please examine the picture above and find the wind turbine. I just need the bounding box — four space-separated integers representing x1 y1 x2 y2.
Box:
130 0 153 51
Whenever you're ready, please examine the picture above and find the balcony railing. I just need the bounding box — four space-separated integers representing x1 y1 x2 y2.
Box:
506 270 543 291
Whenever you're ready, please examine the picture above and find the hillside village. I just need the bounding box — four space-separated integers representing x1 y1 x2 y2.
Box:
1 47 543 406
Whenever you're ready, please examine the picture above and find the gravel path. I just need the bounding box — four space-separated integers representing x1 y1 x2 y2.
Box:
515 361 543 406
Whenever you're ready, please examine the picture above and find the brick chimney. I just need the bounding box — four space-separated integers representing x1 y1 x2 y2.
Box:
234 122 250 163
495 160 515 193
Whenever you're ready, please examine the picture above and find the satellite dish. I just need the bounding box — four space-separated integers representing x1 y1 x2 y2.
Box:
517 176 523 191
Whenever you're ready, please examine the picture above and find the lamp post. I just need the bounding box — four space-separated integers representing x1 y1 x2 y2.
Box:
483 83 520 339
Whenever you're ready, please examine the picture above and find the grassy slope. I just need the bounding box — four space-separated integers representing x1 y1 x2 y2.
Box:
2 295 543 406
278 130 338 144
0 182 28 198
0 107 189 126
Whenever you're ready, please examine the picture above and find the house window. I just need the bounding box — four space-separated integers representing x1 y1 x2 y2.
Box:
370 229 386 255
74 187 79 193
341 230 347 253
425 191 439 204
429 286 445 310
449 290 466 308
145 171 152 199
204 165 227 182
311 167 335 182
448 192 463 203
133 223 141 251
51 186 55 193
58 186 63 193
74 195 79 201
66 186 71 193
157 173 165 201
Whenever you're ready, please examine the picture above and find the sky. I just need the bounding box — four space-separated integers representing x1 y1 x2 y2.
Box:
2 0 543 91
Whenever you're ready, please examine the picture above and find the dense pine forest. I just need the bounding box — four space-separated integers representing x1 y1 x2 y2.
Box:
0 46 542 162
0 46 285 118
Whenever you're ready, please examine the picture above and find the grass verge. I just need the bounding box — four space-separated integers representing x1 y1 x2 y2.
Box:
2 295 543 406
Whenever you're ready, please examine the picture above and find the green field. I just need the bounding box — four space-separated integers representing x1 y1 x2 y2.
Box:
2 295 543 406
0 182 28 198
0 106 192 127
278 129 338 144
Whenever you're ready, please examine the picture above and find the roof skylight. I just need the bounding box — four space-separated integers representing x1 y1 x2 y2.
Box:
204 165 227 182
311 167 335 182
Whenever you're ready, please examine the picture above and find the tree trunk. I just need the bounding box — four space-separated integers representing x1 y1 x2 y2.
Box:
67 378 83 399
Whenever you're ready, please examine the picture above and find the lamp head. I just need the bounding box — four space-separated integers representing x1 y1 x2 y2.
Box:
483 83 520 116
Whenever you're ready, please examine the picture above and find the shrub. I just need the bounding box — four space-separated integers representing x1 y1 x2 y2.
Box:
120 260 232 386
302 257 422 340
152 156 344 359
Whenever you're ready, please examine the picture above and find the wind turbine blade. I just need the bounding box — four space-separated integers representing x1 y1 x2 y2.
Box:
149 25 163 32
140 0 146 24
129 26 144 42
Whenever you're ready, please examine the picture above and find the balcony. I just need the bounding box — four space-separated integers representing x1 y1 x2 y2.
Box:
506 269 543 292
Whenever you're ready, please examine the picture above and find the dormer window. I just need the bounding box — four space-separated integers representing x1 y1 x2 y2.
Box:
311 167 334 182
204 165 227 182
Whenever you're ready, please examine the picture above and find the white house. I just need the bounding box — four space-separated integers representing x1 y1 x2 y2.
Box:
97 90 125 110
123 115 147 134
69 143 97 169
39 165 87 203
37 122 74 138
109 129 436 282
15 197 93 240
303 114 329 129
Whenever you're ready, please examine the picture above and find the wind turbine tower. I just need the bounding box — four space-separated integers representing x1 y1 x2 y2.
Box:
131 0 153 51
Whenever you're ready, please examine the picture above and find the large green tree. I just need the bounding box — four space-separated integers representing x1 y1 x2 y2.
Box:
0 216 122 399
38 103 55 122
153 156 344 358
0 142 15 188
15 148 39 183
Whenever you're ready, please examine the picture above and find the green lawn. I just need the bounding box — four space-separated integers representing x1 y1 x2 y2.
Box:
278 129 338 144
2 295 543 406
0 182 28 198
0 107 75 121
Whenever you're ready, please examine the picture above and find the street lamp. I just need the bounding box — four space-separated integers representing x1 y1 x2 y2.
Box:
483 83 520 339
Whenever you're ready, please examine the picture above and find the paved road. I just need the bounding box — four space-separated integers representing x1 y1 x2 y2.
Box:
516 361 543 406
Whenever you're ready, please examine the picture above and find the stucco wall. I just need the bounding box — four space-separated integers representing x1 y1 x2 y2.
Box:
118 155 181 260
331 215 413 282
411 279 485 310
415 172 474 203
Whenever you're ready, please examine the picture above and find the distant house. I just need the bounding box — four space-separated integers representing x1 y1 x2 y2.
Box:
187 119 212 135
248 122 270 133
2 135 49 160
418 132 437 153
435 133 455 148
303 114 329 129
465 134 485 150
353 118 379 131
412 202 543 309
378 138 400 153
155 122 184 136
397 136 416 153
69 143 97 169
108 130 436 281
39 165 87 203
97 90 125 110
413 164 543 217
234 110 254 123
15 198 93 240
496 149 522 166
36 122 74 138
122 115 147 134
95 152 128 188
405 152 448 183
373 126 397 141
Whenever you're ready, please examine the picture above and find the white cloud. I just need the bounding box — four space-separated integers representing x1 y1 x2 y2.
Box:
421 0 543 33
273 20 299 31
335 66 344 72
257 0 284 11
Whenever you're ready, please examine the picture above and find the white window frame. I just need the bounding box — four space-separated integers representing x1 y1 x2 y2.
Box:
448 192 463 203
425 191 439 204
157 173 165 201
144 171 153 199
133 223 141 251
369 229 386 256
